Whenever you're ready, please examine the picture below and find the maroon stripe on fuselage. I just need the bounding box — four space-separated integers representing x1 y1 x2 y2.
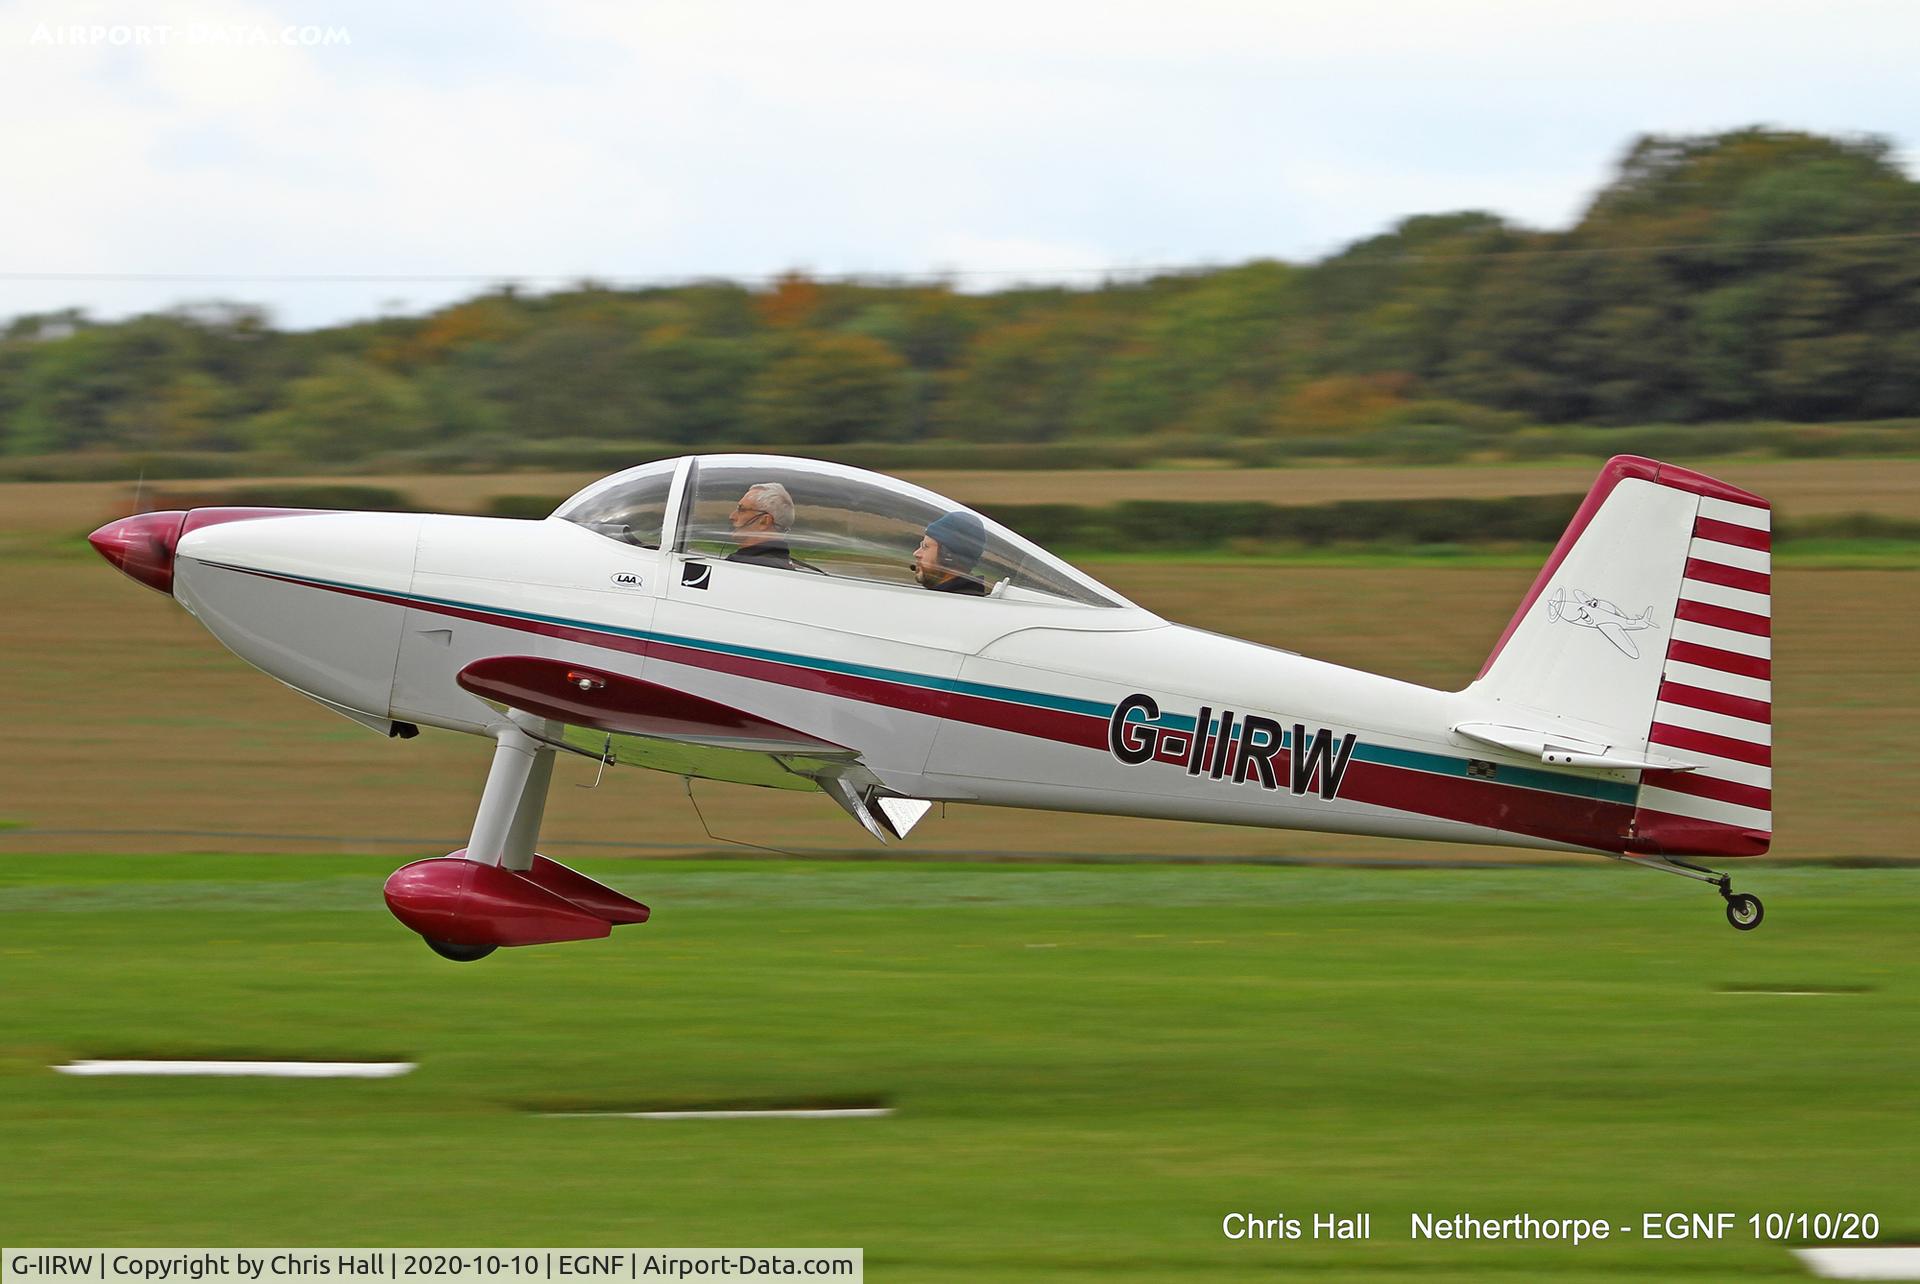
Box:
1666 639 1771 681
652 637 1629 847
220 566 656 659
423 599 652 657
642 640 1112 751
221 564 1633 850
1338 762 1633 851
221 564 1120 750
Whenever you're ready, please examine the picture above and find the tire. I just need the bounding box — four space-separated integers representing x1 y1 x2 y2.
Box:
425 938 498 962
1724 893 1764 931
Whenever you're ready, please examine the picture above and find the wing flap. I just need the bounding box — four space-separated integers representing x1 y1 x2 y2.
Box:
559 724 842 791
1452 720 1698 772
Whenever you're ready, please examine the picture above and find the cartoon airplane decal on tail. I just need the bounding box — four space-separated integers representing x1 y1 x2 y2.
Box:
88 453 1775 957
1547 588 1659 658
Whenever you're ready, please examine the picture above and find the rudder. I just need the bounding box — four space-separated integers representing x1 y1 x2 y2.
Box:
1635 487 1773 857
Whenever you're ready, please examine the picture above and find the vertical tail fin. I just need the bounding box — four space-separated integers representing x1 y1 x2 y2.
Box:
1470 456 1771 857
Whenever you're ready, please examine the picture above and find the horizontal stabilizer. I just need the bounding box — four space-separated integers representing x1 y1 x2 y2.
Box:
1452 721 1699 772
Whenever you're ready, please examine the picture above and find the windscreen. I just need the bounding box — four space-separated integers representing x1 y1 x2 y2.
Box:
679 459 1123 607
552 460 676 549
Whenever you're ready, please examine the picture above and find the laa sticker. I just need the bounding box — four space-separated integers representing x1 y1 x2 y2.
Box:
1546 587 1657 659
609 572 644 589
1107 694 1357 800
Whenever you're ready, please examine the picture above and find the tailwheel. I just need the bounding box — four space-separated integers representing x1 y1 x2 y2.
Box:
1723 892 1764 932
425 938 498 962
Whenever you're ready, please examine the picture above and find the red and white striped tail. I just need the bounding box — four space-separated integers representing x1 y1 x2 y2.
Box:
1471 455 1773 859
1637 492 1772 857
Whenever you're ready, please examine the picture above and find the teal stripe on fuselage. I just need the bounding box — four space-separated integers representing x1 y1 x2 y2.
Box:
389 586 1113 718
273 569 1636 808
1351 742 1634 804
1123 708 1635 806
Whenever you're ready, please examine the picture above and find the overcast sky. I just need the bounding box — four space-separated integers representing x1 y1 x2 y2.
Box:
2 0 1916 329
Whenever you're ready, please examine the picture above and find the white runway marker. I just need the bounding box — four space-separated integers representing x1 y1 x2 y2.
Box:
56 1060 415 1078
1796 1247 1920 1279
544 1108 894 1120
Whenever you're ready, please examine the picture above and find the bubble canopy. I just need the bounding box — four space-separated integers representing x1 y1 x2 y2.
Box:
554 455 1129 609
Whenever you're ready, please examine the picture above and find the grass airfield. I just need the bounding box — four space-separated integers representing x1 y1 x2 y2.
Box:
4 464 1919 1276
2 854 1916 1280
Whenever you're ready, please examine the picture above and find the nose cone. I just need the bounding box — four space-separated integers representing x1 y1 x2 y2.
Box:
88 510 188 595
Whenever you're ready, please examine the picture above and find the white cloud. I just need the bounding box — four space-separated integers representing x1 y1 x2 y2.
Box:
0 0 1915 326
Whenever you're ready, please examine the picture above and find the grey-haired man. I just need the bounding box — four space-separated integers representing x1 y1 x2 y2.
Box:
726 482 804 571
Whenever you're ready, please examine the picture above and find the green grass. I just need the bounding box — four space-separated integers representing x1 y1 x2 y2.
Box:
1 854 1914 1280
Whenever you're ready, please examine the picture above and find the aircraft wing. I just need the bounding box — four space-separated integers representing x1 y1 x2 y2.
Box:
557 726 838 792
455 655 926 840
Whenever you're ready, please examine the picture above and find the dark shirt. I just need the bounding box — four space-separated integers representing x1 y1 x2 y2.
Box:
727 541 798 570
727 541 825 574
929 573 987 595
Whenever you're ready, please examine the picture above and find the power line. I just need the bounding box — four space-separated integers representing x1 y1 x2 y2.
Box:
0 266 1159 285
0 228 1915 289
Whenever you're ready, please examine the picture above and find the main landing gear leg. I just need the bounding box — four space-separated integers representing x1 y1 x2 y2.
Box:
421 716 558 962
1613 854 1764 931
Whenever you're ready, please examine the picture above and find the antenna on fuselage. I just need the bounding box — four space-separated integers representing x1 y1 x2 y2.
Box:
682 776 795 857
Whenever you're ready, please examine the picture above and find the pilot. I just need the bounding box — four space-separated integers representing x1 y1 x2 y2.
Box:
912 511 988 595
726 483 805 570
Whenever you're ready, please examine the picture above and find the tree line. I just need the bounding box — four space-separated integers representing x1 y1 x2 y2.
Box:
3 128 1916 468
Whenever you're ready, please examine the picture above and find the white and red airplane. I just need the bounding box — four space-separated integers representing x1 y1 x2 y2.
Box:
90 453 1774 958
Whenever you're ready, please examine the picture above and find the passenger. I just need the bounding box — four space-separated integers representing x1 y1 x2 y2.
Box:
912 511 988 595
725 483 806 570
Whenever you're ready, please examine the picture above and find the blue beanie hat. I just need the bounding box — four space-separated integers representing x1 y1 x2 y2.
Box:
925 510 986 571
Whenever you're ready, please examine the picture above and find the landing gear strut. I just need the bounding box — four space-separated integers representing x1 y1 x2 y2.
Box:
385 714 650 959
1615 855 1765 931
